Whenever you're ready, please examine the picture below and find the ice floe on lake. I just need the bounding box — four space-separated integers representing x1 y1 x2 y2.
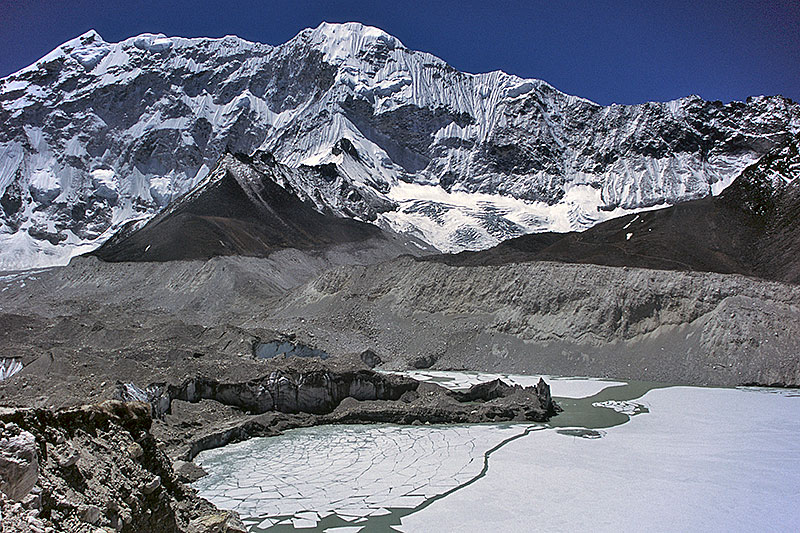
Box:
383 369 626 398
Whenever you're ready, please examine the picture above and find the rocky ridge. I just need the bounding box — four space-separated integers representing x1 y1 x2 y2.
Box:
90 150 431 262
272 257 800 386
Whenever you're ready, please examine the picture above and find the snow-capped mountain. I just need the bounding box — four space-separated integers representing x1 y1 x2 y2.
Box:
1 22 799 270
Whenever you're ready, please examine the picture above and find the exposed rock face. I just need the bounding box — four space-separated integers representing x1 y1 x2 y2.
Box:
115 365 419 417
0 421 38 501
109 359 557 460
114 359 556 423
0 401 245 533
719 134 800 282
1 22 798 269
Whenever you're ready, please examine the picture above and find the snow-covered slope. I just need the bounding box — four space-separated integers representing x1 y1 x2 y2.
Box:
1 22 799 270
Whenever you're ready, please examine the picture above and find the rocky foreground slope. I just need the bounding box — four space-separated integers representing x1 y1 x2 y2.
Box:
2 22 799 269
0 357 556 532
0 401 246 533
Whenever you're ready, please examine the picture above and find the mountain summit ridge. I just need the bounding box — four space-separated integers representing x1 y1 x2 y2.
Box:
1 22 798 270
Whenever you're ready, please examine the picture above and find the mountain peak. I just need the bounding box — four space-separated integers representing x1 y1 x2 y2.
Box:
312 21 403 45
57 28 105 50
89 152 393 262
77 29 103 43
10 28 110 75
296 21 405 64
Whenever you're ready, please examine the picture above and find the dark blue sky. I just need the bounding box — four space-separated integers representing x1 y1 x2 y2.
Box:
1 0 798 105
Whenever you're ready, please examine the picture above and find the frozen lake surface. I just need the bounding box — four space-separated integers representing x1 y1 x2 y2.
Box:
194 372 800 532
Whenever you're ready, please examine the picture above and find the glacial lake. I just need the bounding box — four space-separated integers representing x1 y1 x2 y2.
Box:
193 371 800 532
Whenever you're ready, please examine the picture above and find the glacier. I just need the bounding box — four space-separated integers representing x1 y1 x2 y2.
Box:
1 22 799 270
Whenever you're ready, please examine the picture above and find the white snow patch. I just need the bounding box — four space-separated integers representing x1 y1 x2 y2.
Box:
382 182 664 253
90 168 118 200
148 176 173 206
592 399 647 415
133 34 174 52
28 168 61 203
71 44 111 69
0 358 23 381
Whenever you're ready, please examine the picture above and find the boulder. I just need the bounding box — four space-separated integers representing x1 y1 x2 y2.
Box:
187 512 247 533
359 349 382 368
55 444 80 468
0 426 38 501
81 504 102 525
410 354 437 369
173 460 207 483
141 476 160 494
127 442 144 459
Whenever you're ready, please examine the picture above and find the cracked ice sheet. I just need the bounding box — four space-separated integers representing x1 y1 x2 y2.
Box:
193 423 531 529
385 370 624 398
402 385 800 532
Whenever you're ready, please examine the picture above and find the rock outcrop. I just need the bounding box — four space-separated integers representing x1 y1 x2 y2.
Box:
0 421 38 501
114 362 420 418
112 359 558 460
0 401 245 533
